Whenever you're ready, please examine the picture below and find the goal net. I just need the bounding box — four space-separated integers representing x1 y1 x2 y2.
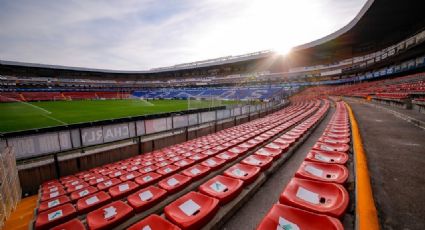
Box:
187 95 223 110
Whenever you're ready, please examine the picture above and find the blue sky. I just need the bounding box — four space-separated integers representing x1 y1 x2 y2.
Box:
0 0 367 70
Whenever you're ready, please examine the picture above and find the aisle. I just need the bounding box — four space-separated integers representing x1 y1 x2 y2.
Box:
3 195 37 230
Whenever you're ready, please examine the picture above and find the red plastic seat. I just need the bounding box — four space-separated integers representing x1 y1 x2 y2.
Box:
41 184 64 194
66 181 90 193
135 172 163 187
318 136 350 144
76 191 111 214
158 174 192 194
189 153 208 162
157 165 180 176
108 181 140 199
313 142 350 153
127 214 181 230
88 176 110 186
274 137 296 146
216 151 238 162
305 150 349 165
279 178 349 217
265 142 290 151
155 160 172 168
164 191 219 230
201 148 219 156
241 154 273 171
35 203 77 230
182 164 211 180
295 161 349 184
256 204 343 230
322 131 350 139
96 178 121 191
40 189 68 203
228 146 249 155
70 186 98 201
139 165 159 174
200 157 225 170
51 218 86 230
108 170 126 178
127 185 167 212
255 147 282 159
174 158 196 169
119 171 141 182
86 200 134 230
223 163 261 185
198 175 244 204
38 196 71 213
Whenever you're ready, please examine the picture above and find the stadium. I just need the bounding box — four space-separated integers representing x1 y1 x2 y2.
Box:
0 0 424 229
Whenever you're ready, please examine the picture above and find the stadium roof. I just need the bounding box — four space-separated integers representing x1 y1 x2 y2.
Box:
1 0 424 76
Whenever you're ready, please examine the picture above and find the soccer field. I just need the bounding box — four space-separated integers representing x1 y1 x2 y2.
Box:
0 99 234 133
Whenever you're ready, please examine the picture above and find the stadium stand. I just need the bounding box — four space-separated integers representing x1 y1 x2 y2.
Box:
132 87 284 100
30 100 330 229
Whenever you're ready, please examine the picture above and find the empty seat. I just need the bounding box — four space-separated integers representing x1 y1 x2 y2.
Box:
265 142 290 151
128 214 181 230
256 204 343 230
76 191 111 214
305 150 349 165
274 136 296 147
295 161 349 184
255 147 283 159
241 154 273 171
318 136 350 145
108 181 139 199
157 165 180 176
96 178 121 191
38 195 71 213
127 185 167 212
322 131 350 139
70 186 98 201
40 189 67 202
35 203 77 230
174 159 196 169
189 153 208 162
158 174 192 194
223 163 261 185
88 176 110 186
200 157 226 170
164 191 219 230
140 165 159 174
119 171 141 182
313 142 350 153
216 151 238 162
135 172 163 187
279 178 349 217
198 175 244 204
86 200 134 230
182 164 211 180
51 218 86 230
228 146 250 155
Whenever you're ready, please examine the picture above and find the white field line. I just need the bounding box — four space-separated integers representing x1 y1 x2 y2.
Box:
41 114 68 125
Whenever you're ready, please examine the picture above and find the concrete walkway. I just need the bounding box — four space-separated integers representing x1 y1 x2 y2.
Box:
348 100 425 230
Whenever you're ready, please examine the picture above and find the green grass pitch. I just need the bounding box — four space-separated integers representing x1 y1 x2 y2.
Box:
0 99 235 133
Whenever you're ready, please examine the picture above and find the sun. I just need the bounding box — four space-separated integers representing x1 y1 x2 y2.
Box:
274 45 293 56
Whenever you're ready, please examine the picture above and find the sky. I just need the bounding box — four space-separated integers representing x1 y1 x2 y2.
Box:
0 0 367 70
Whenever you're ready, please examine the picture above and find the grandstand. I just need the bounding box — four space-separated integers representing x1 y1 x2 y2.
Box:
0 0 425 230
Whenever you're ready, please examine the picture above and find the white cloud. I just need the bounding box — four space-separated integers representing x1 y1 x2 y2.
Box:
0 0 367 70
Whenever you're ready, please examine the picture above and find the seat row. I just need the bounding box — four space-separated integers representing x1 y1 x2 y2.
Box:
32 101 322 229
257 101 351 230
126 100 330 230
